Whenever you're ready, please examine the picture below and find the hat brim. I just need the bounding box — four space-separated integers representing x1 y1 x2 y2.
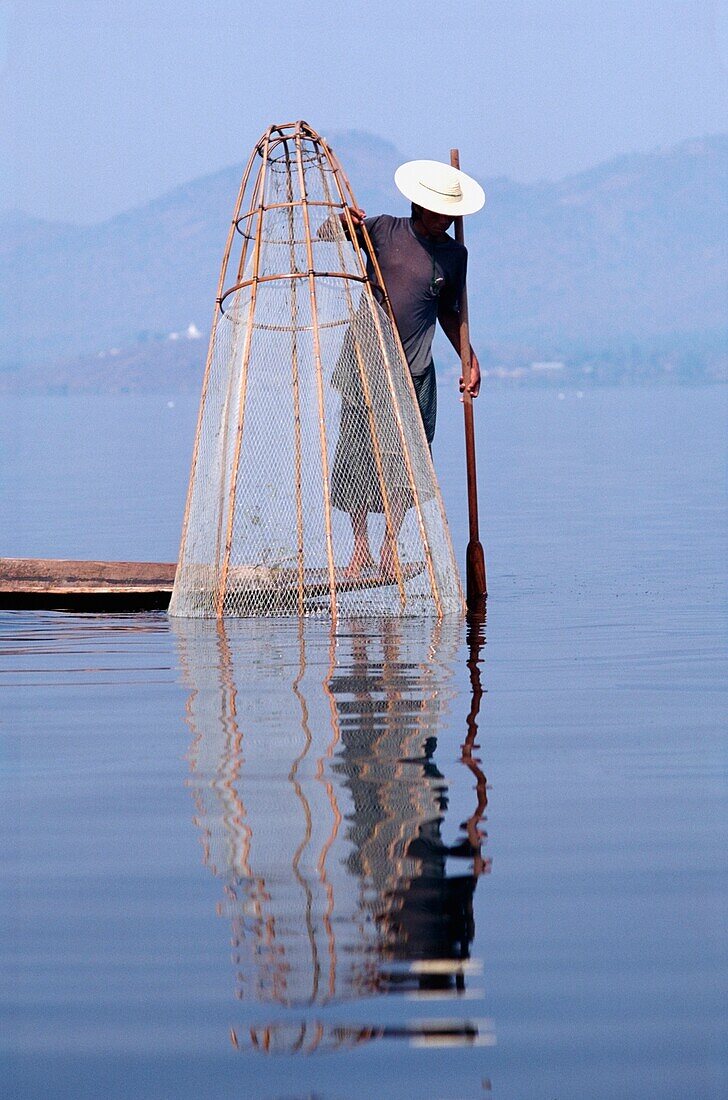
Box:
395 160 485 217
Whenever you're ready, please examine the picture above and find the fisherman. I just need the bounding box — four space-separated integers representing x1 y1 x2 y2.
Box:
330 159 486 577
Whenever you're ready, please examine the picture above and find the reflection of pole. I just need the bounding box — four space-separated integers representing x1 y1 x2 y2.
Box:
214 622 254 880
461 614 490 877
318 624 342 998
289 620 321 1003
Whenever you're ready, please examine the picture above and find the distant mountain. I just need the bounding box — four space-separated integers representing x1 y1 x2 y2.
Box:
472 135 727 345
1 132 725 390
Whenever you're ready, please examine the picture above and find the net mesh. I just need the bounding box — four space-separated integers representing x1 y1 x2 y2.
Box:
169 123 462 619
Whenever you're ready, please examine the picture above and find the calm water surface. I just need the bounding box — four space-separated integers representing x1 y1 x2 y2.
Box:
1 388 726 1098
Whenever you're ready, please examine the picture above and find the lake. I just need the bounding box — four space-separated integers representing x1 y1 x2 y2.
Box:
1 386 725 1098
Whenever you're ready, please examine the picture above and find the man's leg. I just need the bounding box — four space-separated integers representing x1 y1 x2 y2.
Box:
379 365 436 577
379 495 405 578
345 508 375 577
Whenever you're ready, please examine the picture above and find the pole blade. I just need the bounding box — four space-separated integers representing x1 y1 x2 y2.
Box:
466 540 487 613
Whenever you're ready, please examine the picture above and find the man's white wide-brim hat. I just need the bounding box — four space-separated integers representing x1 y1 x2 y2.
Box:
394 159 485 216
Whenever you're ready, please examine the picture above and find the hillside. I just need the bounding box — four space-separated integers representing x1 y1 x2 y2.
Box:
1 132 725 390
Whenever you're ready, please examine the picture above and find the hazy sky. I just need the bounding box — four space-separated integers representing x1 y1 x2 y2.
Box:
1 0 727 224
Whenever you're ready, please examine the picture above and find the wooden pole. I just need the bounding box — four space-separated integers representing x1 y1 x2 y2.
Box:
450 148 487 611
283 138 307 616
217 128 273 615
293 125 338 622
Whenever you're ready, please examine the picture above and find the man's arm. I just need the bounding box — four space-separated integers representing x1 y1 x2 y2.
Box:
340 206 366 238
437 304 481 398
317 206 367 243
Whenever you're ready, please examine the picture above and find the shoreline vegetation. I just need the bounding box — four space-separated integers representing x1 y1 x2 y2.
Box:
1 329 724 394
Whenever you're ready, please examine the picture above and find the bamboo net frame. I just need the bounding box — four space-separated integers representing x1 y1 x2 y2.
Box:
169 121 462 619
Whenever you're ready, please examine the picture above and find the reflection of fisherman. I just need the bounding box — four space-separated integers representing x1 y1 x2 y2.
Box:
331 160 485 577
390 619 492 993
377 774 482 993
177 614 491 1051
329 622 486 992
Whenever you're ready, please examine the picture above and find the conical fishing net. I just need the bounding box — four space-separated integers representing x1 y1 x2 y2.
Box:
169 121 462 619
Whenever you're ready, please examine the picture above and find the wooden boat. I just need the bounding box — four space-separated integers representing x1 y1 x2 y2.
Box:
0 557 424 613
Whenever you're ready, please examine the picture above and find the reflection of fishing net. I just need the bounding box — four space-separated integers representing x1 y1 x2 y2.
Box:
169 121 462 619
174 616 465 1013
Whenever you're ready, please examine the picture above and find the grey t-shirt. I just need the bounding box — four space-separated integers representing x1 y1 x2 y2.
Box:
360 215 467 377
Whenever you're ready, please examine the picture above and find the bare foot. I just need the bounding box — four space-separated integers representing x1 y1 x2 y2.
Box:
344 546 376 578
378 535 399 580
